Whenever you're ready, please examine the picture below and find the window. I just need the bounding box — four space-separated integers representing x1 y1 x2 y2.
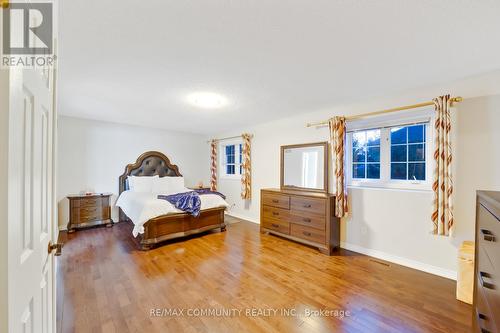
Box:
390 124 426 181
347 120 432 190
352 129 381 179
221 142 243 178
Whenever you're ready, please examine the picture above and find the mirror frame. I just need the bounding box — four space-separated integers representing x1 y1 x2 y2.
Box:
280 141 329 193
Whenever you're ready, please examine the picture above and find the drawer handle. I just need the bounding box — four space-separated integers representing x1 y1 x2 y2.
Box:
303 204 312 208
303 231 312 237
272 212 279 216
303 218 311 223
476 310 491 333
477 310 488 321
272 199 279 203
479 271 495 290
271 223 279 228
481 229 495 242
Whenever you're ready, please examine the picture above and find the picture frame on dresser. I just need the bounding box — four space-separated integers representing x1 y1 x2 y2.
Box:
261 142 340 255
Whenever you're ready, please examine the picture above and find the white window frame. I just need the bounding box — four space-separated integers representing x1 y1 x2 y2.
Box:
346 109 434 191
219 139 243 180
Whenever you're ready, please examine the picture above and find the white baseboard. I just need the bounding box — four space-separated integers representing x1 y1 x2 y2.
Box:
225 211 259 224
341 241 457 281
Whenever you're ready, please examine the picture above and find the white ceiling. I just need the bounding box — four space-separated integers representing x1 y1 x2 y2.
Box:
58 0 500 135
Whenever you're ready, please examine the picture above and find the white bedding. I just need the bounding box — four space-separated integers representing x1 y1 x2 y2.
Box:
116 190 229 236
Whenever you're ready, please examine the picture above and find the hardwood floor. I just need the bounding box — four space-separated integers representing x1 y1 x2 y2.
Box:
57 217 471 333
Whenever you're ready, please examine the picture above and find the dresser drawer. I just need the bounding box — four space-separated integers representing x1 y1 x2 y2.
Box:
262 219 290 235
478 204 500 271
78 206 103 221
477 246 500 324
262 206 290 221
79 213 100 223
262 192 290 209
290 224 325 244
290 212 325 230
475 283 497 333
291 197 325 216
72 197 102 208
79 205 101 215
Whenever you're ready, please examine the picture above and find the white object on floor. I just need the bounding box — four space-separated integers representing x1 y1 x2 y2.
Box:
457 241 474 304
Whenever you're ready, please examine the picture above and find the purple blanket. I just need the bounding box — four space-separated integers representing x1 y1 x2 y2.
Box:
157 190 225 217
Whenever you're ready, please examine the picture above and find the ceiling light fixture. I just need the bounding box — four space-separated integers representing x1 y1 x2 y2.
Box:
187 92 228 109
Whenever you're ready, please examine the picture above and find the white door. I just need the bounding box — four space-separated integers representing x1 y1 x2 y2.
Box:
7 60 57 332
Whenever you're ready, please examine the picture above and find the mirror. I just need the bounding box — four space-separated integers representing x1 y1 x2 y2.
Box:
281 142 328 192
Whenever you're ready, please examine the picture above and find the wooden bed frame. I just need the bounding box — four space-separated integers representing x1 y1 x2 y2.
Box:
118 151 226 250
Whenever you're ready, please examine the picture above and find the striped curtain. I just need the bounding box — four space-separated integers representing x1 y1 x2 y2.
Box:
210 139 218 191
328 117 348 218
431 95 454 236
241 133 252 199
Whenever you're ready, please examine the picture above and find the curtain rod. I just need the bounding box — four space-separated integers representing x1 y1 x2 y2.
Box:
306 96 463 128
206 134 254 143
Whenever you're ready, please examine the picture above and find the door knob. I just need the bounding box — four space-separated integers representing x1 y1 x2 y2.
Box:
48 241 63 256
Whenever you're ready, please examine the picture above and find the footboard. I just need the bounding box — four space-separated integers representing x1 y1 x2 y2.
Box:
137 207 226 250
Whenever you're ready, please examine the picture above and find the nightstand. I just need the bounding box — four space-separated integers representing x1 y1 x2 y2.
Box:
67 193 113 232
189 187 212 191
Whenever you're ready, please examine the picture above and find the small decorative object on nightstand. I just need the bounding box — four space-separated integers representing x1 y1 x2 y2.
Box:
189 182 211 190
67 193 113 232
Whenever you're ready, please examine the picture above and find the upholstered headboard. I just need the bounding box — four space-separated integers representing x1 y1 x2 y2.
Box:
118 151 182 222
118 151 182 195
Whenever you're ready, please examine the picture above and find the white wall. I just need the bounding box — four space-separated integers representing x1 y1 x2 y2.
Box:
454 95 500 240
214 72 500 279
0 65 9 333
57 116 210 228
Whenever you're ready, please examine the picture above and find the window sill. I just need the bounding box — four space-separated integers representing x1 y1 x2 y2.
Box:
220 175 241 181
347 182 432 193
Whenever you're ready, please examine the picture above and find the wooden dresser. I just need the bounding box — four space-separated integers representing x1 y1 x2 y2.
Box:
67 193 113 232
260 188 340 255
473 191 500 333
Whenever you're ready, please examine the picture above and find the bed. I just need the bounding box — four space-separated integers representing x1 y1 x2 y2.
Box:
117 151 227 250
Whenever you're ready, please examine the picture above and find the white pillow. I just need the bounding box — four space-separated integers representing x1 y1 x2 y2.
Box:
151 176 170 194
168 176 186 194
152 176 187 195
127 175 158 192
